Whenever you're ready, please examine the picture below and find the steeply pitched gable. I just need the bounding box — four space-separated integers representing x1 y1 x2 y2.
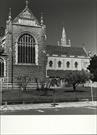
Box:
13 4 40 26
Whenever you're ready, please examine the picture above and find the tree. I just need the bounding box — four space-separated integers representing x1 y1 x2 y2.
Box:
16 75 31 92
35 78 40 91
64 70 90 91
87 55 97 82
38 77 60 96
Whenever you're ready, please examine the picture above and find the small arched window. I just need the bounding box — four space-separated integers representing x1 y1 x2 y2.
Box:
58 61 62 68
18 33 36 64
49 60 53 67
0 59 4 77
66 61 70 68
75 62 78 68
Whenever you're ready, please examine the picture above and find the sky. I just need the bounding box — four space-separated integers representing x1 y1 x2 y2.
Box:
0 0 97 54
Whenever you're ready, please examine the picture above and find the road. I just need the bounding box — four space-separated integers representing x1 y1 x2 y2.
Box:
1 106 97 115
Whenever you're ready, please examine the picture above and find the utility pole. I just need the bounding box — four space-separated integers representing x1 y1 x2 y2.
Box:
90 80 94 104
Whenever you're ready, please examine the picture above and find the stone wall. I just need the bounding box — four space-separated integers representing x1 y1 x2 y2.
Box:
5 22 46 83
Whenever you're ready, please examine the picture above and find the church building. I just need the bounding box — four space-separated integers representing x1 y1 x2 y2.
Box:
0 0 90 85
46 27 90 78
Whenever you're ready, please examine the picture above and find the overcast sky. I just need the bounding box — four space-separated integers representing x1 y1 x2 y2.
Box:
0 0 97 54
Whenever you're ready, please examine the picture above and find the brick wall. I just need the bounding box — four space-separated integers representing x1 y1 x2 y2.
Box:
5 22 46 83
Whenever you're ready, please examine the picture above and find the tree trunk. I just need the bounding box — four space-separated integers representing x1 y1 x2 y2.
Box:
46 79 51 89
23 86 26 92
73 84 76 91
35 78 39 90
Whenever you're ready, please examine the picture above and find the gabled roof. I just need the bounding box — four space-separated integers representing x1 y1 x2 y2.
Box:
46 45 88 57
13 6 39 25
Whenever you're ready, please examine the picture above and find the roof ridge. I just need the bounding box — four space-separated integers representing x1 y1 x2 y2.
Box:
13 6 39 25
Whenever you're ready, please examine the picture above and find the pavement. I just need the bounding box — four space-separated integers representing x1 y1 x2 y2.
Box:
0 101 97 112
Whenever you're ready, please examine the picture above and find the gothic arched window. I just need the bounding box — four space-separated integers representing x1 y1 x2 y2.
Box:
66 61 70 68
18 34 36 64
75 62 78 68
0 59 4 77
49 60 53 67
58 61 62 68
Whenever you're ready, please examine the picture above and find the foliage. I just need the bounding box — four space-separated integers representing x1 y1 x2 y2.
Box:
16 75 31 91
49 78 60 87
87 55 97 82
35 78 60 96
64 70 90 91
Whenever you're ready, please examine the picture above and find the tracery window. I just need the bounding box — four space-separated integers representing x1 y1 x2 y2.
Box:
58 61 62 68
0 59 4 77
66 61 70 68
75 61 78 68
49 60 53 67
18 34 36 64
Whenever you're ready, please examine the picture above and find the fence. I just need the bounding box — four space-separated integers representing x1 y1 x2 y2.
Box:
1 78 97 91
1 82 46 91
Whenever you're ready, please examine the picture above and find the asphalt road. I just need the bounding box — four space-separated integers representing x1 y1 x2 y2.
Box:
1 106 97 115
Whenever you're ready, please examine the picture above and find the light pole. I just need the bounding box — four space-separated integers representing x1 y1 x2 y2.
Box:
90 80 94 104
88 51 94 104
52 88 56 107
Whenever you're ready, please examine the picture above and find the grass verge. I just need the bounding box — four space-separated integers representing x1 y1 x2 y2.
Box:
1 86 97 105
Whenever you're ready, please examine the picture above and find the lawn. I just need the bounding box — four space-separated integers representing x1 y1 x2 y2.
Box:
1 86 97 105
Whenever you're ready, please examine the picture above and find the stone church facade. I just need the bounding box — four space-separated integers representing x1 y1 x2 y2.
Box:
0 1 47 83
0 1 90 85
46 27 90 78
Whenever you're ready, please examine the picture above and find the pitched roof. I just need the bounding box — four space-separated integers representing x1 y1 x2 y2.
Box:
47 70 70 78
46 45 88 57
13 6 39 25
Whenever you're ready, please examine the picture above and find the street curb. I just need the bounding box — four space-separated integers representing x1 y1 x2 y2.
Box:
0 101 97 112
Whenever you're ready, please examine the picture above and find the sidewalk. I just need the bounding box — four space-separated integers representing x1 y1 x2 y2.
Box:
0 101 97 112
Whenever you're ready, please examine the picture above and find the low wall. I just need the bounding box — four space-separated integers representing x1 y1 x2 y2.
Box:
0 82 42 91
